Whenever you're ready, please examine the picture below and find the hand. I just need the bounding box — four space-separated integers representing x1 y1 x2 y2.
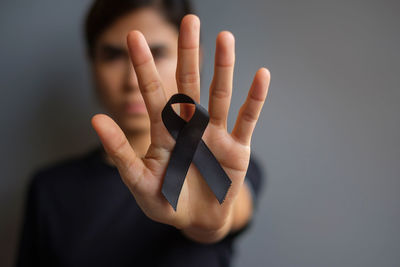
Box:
91 15 270 242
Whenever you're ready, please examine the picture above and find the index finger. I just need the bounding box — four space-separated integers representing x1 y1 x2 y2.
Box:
127 30 167 124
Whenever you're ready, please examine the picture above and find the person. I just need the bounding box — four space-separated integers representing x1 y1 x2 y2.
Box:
15 0 270 266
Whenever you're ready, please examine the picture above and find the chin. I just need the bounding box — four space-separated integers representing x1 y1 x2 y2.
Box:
119 115 150 135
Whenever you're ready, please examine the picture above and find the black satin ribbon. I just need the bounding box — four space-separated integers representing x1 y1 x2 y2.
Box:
161 93 232 211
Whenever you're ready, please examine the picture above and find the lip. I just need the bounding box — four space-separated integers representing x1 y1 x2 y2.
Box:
124 102 147 115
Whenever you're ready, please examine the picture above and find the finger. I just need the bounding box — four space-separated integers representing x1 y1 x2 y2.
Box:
231 68 270 145
127 31 167 124
91 114 145 190
176 14 201 119
208 31 235 128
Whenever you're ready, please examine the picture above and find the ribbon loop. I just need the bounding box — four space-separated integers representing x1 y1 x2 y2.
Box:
161 93 232 211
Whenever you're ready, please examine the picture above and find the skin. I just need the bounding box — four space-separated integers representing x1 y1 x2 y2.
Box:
90 8 270 243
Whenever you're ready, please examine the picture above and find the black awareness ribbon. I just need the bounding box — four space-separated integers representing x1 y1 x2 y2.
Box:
161 93 232 211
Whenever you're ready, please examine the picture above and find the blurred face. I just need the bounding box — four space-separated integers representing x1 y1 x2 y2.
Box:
91 8 179 135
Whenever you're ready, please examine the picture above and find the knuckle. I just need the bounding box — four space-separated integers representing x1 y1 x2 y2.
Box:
241 109 258 123
209 116 224 127
211 86 230 100
143 80 162 93
249 92 266 103
177 72 199 85
109 136 128 159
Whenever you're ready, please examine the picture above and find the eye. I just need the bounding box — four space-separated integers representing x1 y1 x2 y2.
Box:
99 45 126 62
150 45 168 61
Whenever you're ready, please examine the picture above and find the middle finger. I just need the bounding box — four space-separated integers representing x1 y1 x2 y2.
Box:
176 15 201 118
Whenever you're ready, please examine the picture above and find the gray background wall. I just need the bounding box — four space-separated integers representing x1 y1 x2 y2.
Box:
1 0 399 266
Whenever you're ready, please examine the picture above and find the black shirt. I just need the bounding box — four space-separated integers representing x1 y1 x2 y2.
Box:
16 147 264 267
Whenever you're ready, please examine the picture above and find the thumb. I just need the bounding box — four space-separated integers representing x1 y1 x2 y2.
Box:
91 114 145 189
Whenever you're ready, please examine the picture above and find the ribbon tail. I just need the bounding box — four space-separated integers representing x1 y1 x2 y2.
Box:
192 140 232 204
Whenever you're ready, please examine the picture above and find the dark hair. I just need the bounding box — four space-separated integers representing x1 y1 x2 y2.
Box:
84 0 194 59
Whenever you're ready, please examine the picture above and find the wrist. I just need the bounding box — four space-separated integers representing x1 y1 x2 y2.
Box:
181 208 234 244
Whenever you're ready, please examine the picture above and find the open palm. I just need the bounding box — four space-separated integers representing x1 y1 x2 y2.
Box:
92 15 270 238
